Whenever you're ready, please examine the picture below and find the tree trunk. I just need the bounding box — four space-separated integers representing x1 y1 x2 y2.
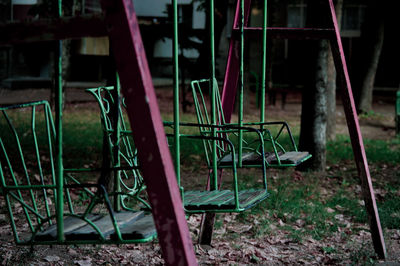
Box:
299 40 328 171
326 0 343 141
357 0 385 114
298 0 328 171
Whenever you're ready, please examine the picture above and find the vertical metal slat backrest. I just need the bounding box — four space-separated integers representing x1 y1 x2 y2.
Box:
0 101 64 242
86 87 143 196
191 79 227 165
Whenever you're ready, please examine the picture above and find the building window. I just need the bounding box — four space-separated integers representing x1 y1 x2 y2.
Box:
341 4 366 37
167 4 193 25
287 0 306 28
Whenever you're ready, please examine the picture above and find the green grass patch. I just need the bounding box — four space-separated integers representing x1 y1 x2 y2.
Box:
326 188 367 223
238 171 343 241
327 135 400 164
377 195 400 229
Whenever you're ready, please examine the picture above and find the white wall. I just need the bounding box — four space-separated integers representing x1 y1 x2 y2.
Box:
133 0 192 17
153 38 199 59
192 1 205 29
133 0 205 59
12 0 37 4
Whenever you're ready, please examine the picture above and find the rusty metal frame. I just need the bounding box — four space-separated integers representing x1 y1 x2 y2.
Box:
101 0 197 265
220 0 386 259
326 0 386 258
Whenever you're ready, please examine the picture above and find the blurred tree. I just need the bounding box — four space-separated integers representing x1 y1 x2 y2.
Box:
356 0 385 114
298 0 329 171
326 0 343 141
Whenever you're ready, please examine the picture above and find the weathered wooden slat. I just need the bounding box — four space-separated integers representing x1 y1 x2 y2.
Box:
219 151 284 165
184 190 225 205
238 190 268 207
0 14 107 46
187 190 233 207
113 214 156 240
183 191 207 204
200 190 235 206
184 189 268 211
219 152 258 164
270 151 310 165
66 211 144 240
204 190 241 207
35 214 102 241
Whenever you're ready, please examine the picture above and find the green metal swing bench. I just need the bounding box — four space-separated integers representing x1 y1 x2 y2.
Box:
191 78 311 168
170 0 311 214
88 85 270 214
0 101 156 245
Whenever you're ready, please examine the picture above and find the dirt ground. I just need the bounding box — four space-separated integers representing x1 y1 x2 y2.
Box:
0 87 399 265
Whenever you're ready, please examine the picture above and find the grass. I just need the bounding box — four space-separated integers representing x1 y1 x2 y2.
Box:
327 135 400 164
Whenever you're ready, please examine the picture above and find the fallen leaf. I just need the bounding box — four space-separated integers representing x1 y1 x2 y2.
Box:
326 207 335 213
74 257 92 266
44 255 60 262
278 219 285 227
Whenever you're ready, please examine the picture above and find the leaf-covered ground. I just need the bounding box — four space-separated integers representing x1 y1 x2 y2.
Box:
0 89 399 265
1 208 399 265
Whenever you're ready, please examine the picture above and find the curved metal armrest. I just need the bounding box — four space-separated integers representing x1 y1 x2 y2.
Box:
240 121 298 150
171 123 267 168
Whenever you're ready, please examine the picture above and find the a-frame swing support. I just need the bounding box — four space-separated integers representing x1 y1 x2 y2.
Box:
215 0 386 259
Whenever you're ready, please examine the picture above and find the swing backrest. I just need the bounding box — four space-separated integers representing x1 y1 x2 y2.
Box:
191 79 228 165
86 87 146 208
0 101 82 243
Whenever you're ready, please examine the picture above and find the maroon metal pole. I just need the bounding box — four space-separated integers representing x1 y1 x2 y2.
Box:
101 0 197 265
221 0 252 123
326 0 386 259
199 0 253 245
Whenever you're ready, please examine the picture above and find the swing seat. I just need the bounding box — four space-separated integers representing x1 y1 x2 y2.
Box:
165 129 269 213
0 101 156 245
184 189 268 212
191 78 311 168
219 151 311 167
35 211 156 242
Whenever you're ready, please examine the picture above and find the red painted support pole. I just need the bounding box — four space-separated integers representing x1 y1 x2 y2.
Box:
221 0 252 123
102 1 197 265
326 0 386 259
198 1 253 245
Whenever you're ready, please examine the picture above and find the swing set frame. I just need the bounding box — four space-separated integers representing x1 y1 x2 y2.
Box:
0 0 387 263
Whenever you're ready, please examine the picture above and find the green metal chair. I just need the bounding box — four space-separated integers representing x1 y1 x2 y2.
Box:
172 124 270 213
0 101 156 245
86 86 150 211
88 86 269 214
191 78 311 168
